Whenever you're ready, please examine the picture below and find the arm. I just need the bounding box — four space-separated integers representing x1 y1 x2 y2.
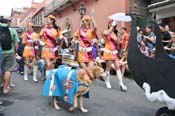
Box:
91 17 97 32
145 36 155 43
13 29 20 52
103 21 117 36
103 26 114 36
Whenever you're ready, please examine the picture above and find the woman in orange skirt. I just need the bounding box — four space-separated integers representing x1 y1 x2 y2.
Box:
39 15 62 77
102 20 127 91
74 15 97 69
22 22 39 82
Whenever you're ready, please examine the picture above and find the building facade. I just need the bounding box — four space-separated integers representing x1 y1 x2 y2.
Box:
11 8 25 27
44 0 130 36
20 2 39 29
148 0 175 31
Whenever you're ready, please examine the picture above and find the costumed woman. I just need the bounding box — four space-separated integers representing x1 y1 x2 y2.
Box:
39 15 62 77
22 22 39 82
73 15 98 69
102 20 127 91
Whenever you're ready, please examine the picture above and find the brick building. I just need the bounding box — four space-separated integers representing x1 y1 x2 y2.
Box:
11 8 25 27
19 2 39 30
44 0 130 36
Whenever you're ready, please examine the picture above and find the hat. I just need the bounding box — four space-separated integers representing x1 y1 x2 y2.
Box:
0 16 11 21
81 15 91 21
47 15 56 20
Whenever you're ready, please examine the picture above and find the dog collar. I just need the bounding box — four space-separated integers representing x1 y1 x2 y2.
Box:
85 69 94 81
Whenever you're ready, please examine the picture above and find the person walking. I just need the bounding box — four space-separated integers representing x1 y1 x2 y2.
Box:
101 20 127 91
39 15 62 77
22 22 39 82
0 16 19 94
73 15 97 69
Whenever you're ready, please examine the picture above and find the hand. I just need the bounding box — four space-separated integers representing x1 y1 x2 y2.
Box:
38 40 45 46
111 20 117 27
27 39 35 43
92 39 98 44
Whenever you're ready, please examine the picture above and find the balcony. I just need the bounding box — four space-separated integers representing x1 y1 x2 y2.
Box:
149 0 175 8
44 0 78 16
151 0 168 4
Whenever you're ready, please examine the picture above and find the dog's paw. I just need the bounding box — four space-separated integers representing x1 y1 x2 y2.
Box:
80 107 88 113
54 105 60 110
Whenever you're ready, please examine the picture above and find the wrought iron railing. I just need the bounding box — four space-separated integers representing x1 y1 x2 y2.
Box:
151 0 170 4
44 0 76 16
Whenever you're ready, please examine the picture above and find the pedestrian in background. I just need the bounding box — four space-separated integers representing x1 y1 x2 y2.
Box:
0 16 19 94
16 28 25 75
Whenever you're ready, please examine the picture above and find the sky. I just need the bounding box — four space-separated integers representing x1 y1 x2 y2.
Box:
0 0 44 16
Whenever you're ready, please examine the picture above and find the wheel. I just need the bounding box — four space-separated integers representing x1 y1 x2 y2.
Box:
155 107 175 116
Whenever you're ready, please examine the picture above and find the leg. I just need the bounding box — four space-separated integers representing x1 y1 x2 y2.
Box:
79 95 88 113
45 58 53 79
32 58 38 82
10 72 16 87
69 94 78 111
24 57 30 80
121 65 125 76
19 57 24 75
3 71 11 94
114 59 127 91
51 96 60 110
79 62 87 69
104 60 113 88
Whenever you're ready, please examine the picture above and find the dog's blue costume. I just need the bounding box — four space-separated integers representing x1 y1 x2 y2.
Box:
43 65 89 104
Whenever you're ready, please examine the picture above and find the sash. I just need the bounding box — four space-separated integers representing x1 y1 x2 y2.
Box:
108 33 118 50
79 29 93 59
26 32 33 46
44 29 57 47
44 28 59 57
79 29 91 47
26 32 38 58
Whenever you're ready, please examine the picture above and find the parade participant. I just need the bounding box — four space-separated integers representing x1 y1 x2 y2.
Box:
73 15 97 69
102 20 127 91
39 15 62 77
22 22 39 82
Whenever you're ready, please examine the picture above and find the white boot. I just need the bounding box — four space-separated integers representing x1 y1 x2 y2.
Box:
33 66 38 82
24 66 28 80
116 70 127 91
105 72 112 88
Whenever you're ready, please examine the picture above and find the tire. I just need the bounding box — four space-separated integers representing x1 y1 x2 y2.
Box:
155 107 175 116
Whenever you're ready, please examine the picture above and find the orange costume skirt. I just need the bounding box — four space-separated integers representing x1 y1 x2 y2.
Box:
23 45 38 58
41 47 58 59
77 46 93 63
102 48 118 61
